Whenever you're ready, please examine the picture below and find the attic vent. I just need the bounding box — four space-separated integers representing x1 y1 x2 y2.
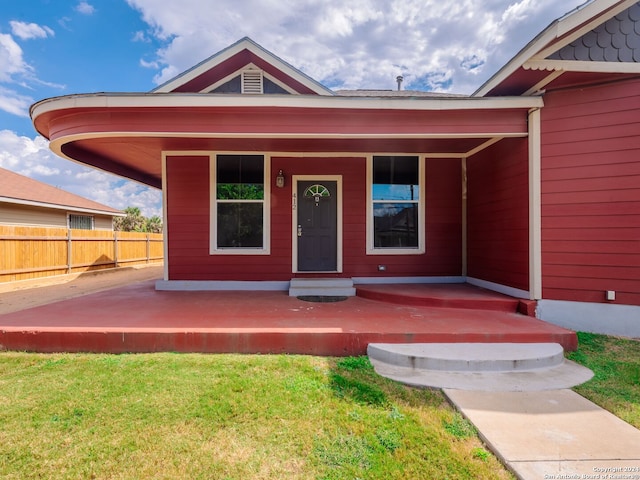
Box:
242 70 263 94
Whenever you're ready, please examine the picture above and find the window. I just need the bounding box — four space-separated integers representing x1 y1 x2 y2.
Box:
211 154 269 253
68 214 94 230
367 155 424 254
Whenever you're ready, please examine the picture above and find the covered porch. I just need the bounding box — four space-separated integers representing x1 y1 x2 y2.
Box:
31 93 544 298
0 278 576 355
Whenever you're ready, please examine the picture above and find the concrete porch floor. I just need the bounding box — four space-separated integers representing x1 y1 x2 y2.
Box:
0 272 577 355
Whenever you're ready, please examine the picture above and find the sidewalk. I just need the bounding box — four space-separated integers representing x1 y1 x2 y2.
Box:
0 264 163 315
445 388 640 480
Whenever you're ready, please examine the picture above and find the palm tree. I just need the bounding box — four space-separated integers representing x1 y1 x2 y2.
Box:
145 215 163 233
114 207 145 232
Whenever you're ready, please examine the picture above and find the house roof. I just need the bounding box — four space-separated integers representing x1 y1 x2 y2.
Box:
335 90 467 98
475 0 640 97
30 35 543 190
0 167 123 216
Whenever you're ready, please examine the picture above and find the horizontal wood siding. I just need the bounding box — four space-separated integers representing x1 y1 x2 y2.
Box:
0 203 67 228
541 78 640 305
0 203 115 230
166 155 462 281
423 158 463 276
466 137 529 291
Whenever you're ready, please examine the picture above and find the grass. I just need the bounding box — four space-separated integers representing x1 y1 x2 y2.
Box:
567 332 640 429
0 353 512 480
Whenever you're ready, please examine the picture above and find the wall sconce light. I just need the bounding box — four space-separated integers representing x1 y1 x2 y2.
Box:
276 169 285 188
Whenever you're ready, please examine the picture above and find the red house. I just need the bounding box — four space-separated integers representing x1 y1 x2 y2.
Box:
30 0 640 337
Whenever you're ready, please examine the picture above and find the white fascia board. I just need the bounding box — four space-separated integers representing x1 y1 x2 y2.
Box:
0 196 125 216
473 0 632 97
152 37 334 96
31 92 543 120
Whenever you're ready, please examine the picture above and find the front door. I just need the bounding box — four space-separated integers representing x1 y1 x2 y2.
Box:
297 180 338 272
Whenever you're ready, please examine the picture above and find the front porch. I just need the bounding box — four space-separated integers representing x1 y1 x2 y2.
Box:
0 280 576 354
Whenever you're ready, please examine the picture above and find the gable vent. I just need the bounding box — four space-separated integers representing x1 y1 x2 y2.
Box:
242 70 263 94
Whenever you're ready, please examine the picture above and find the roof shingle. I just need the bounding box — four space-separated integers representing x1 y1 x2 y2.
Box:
0 167 123 215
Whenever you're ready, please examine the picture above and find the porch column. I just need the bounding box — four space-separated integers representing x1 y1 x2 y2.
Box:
528 108 542 300
161 152 170 282
461 157 468 277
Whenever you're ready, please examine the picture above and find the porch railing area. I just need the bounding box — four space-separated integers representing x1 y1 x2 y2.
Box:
0 225 163 283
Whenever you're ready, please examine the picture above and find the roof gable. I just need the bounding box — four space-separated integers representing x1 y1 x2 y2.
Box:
475 0 640 97
548 2 640 62
152 37 334 96
0 167 123 216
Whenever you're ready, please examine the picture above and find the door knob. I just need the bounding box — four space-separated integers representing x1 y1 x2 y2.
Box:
297 225 303 237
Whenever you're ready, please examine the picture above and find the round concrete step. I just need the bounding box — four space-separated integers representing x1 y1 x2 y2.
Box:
367 342 564 372
367 342 594 391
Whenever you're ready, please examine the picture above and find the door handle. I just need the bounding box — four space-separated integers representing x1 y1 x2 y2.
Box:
297 225 303 237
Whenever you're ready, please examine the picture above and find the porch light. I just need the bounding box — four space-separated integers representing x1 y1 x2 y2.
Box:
276 169 285 188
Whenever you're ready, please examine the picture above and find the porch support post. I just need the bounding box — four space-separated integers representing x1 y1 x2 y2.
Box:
161 152 169 282
528 108 542 300
461 157 468 277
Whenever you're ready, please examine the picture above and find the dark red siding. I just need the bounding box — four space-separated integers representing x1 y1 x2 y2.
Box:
166 155 462 281
541 78 640 306
466 138 530 291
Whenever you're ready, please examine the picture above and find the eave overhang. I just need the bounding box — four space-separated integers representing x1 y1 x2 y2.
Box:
31 93 543 189
0 196 125 217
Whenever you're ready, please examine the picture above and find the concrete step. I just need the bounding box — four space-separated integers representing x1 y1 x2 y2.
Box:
355 284 520 313
368 342 565 372
289 278 356 297
367 342 594 391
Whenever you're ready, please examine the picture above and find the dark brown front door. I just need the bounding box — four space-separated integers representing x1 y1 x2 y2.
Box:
297 180 337 271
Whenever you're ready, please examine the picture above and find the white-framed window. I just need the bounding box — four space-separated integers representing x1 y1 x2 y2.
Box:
210 154 270 254
68 214 94 230
366 155 425 255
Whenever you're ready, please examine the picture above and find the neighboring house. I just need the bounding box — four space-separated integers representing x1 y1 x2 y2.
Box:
0 167 123 230
30 0 640 336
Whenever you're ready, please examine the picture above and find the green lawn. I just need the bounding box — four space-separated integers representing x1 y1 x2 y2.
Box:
0 353 512 480
2 332 636 479
567 332 640 429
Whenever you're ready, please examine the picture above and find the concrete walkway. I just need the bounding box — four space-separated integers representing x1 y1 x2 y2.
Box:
445 389 640 480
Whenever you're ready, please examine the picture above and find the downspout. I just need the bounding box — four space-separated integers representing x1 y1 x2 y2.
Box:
528 108 542 300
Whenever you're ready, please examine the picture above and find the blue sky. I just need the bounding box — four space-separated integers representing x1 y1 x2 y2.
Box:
0 0 587 217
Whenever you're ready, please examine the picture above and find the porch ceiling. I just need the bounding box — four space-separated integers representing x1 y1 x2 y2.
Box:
32 94 541 189
59 135 516 189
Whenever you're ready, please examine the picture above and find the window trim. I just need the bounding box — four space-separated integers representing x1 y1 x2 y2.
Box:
209 153 271 255
366 154 425 255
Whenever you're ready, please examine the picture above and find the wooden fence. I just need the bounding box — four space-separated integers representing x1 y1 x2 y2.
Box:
0 226 163 283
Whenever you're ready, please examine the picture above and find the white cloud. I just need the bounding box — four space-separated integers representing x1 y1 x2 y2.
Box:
0 32 56 117
126 0 585 93
10 21 55 40
139 58 159 69
0 33 28 82
76 1 96 15
0 86 32 117
0 130 162 217
0 26 64 117
132 30 150 43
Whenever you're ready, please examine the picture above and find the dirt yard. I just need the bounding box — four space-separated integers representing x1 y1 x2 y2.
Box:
0 264 163 315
